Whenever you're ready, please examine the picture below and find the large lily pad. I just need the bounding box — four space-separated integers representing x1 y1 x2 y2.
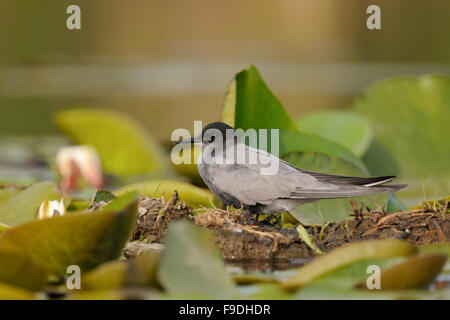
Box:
0 181 60 226
0 186 22 207
282 239 417 290
353 76 450 205
0 249 48 291
234 65 298 131
0 192 138 276
115 180 219 208
54 109 171 179
378 253 447 290
82 250 160 290
296 110 373 157
0 283 35 300
157 221 237 298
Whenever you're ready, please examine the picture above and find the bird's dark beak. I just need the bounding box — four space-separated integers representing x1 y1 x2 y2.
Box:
175 135 201 145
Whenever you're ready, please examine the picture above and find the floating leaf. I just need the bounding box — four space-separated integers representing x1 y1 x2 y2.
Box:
386 193 407 213
82 261 128 290
354 76 450 205
0 283 35 300
82 250 160 290
0 181 60 226
0 249 48 291
377 253 447 290
0 187 23 207
282 239 417 290
0 192 138 276
221 80 237 127
296 224 322 254
170 145 205 186
89 190 116 208
279 130 367 173
115 180 219 208
419 242 450 258
0 223 9 234
54 109 171 178
157 221 237 298
234 65 298 131
296 111 373 157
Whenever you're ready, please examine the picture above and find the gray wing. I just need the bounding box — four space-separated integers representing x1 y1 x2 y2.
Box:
202 146 333 205
201 145 406 206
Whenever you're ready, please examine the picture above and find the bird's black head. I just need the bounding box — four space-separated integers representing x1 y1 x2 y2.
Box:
174 121 235 146
201 121 234 145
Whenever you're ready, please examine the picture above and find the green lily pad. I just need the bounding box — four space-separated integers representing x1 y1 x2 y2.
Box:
0 186 23 207
0 192 138 276
354 76 450 205
0 223 9 234
282 239 417 290
157 221 237 298
115 180 219 208
0 249 48 291
386 193 407 213
82 250 160 290
54 108 171 179
296 111 373 157
378 253 447 290
234 65 298 131
0 181 61 226
0 283 35 300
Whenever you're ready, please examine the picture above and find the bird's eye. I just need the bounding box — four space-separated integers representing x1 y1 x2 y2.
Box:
209 136 215 143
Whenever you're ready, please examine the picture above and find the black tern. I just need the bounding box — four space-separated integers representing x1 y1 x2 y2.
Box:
176 122 406 218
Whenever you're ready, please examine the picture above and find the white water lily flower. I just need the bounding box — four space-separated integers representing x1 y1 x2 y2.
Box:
56 145 104 192
36 199 66 219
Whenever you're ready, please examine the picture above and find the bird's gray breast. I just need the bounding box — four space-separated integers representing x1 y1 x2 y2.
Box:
198 162 242 208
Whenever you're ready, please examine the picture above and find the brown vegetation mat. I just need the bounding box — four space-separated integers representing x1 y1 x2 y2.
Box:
128 193 449 271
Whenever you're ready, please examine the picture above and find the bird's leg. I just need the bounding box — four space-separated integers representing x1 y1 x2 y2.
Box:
244 211 250 225
252 214 260 226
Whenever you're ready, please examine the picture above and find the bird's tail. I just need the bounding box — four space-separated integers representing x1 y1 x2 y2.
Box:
292 173 407 199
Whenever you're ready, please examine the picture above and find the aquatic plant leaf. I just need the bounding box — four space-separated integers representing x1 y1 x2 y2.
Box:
89 190 116 208
234 65 298 131
296 111 373 157
354 76 450 205
279 130 367 173
54 108 171 178
170 145 205 186
82 250 160 290
115 180 219 208
0 187 22 207
0 181 60 226
386 193 407 213
81 260 128 290
282 239 416 290
221 80 236 127
377 253 447 290
0 223 9 234
0 249 48 291
419 242 450 258
0 283 35 300
0 193 138 276
157 221 237 298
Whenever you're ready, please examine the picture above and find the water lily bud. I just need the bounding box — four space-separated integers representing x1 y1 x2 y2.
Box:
36 199 66 219
56 145 105 192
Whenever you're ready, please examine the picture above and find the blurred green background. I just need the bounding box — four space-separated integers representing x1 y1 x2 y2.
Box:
1 0 449 141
